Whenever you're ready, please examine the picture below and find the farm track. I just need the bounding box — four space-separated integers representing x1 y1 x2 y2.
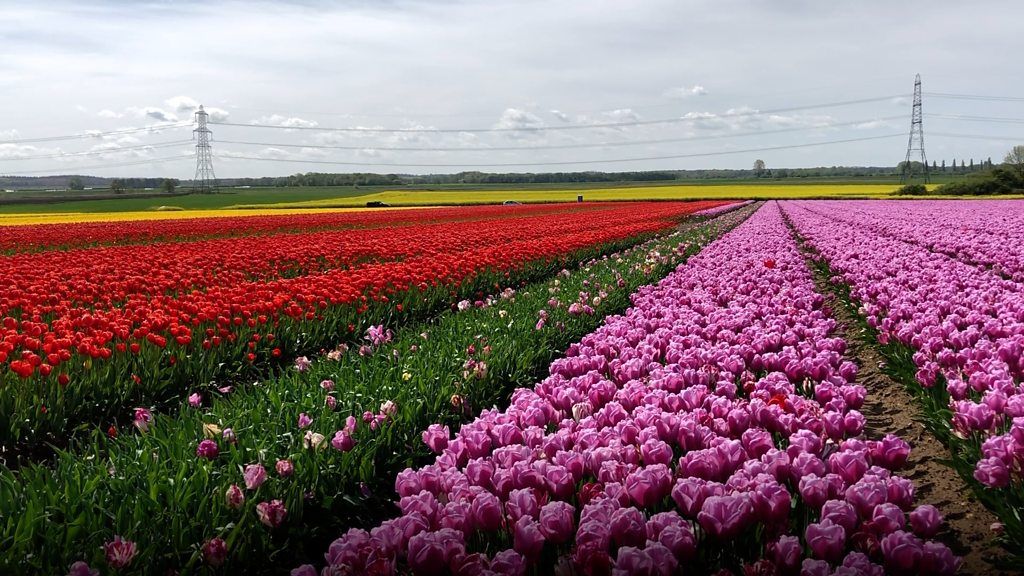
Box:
781 204 1012 576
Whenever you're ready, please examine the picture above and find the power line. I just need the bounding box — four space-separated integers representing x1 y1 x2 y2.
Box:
216 133 903 168
930 132 1024 142
927 113 1024 125
925 92 1024 103
0 141 193 162
214 116 903 153
0 123 192 145
209 95 903 134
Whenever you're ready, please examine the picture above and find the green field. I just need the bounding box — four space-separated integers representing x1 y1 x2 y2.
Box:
0 177 964 214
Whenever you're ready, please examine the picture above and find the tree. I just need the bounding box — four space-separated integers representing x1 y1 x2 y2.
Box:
1005 145 1024 179
109 179 126 194
753 159 766 177
941 159 946 172
68 177 84 191
161 178 178 194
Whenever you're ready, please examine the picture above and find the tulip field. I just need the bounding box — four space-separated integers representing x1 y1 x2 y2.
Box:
2 198 1024 575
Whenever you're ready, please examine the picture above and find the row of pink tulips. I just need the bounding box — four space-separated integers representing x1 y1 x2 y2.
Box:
794 200 1024 283
295 202 957 575
782 201 1024 493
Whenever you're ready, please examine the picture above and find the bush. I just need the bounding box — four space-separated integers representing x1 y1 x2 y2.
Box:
934 167 1024 196
895 183 928 195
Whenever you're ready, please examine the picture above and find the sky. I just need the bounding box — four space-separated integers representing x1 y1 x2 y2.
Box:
0 0 1022 178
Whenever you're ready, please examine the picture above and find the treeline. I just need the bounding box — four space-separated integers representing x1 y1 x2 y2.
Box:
897 145 1024 196
221 166 909 188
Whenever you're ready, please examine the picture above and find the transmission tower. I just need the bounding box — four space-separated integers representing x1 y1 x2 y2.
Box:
193 105 217 193
901 74 929 183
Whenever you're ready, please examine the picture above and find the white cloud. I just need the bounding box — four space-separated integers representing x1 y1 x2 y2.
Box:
550 109 571 122
664 85 708 99
126 106 178 122
493 108 544 130
251 114 318 128
166 95 200 113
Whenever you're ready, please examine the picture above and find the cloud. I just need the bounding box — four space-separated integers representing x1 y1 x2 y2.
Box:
598 108 640 122
493 108 545 130
0 143 52 159
251 114 318 128
664 85 708 99
166 95 200 113
97 109 123 119
126 106 178 122
550 109 571 122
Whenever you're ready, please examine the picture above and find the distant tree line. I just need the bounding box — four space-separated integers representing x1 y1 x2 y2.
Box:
898 145 1024 196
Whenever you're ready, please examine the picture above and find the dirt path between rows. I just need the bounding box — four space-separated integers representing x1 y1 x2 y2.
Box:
781 210 1011 575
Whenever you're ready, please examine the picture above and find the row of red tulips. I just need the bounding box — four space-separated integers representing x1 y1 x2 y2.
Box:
0 203 611 252
0 201 728 452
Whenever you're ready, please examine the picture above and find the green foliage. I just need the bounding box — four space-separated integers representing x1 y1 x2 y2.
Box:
895 183 928 195
934 166 1024 196
67 177 85 191
161 179 178 194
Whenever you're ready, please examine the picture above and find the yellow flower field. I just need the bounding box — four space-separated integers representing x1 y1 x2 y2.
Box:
233 183 907 210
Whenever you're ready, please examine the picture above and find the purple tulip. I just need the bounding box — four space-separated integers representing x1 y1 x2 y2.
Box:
697 494 752 540
806 520 846 562
909 504 942 538
513 516 545 561
469 492 503 531
538 501 575 543
880 530 924 575
195 439 219 460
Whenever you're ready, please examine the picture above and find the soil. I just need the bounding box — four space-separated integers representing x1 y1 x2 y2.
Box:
784 221 1013 575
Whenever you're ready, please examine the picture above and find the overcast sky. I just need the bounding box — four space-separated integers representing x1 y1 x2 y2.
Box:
1 0 1021 178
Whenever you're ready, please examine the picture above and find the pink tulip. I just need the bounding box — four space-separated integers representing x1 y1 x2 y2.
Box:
225 484 245 509
244 464 267 490
103 536 137 570
202 537 227 566
538 501 575 543
196 439 219 460
697 495 752 540
256 500 287 528
806 520 846 561
276 459 294 478
909 504 942 538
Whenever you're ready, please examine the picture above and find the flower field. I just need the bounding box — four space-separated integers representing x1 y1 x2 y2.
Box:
3 198 1024 575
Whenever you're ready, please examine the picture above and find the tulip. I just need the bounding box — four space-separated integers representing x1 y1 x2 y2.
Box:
225 484 245 509
276 459 294 478
539 501 575 543
697 494 752 540
256 500 287 528
66 562 99 576
421 424 449 453
298 412 312 429
244 464 267 490
331 429 355 452
880 530 924 574
196 439 219 460
806 520 846 562
103 536 137 570
202 537 227 566
513 516 545 561
909 504 942 538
